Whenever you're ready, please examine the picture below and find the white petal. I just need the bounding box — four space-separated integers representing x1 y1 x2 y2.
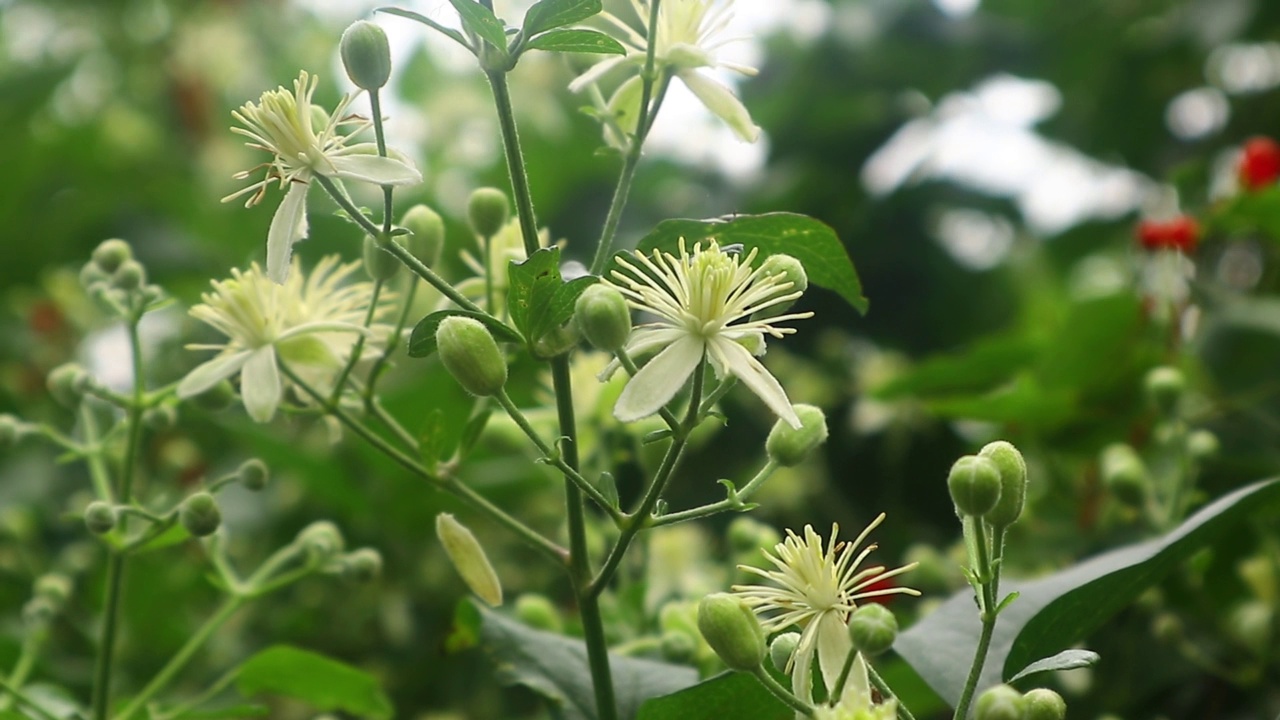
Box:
790 631 816 705
677 70 761 143
240 347 282 423
568 55 632 93
175 351 251 398
613 335 703 422
708 337 801 427
328 153 422 186
267 182 310 284
815 611 853 699
838 652 873 710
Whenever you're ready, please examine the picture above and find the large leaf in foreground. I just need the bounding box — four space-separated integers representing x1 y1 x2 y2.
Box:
236 645 393 719
637 671 788 720
895 478 1280 707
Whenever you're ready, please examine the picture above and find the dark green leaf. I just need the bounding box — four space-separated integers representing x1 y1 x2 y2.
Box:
541 275 600 339
637 671 788 720
408 309 523 358
621 213 868 314
895 478 1280 707
872 335 1037 400
376 7 469 48
924 377 1075 428
446 0 509 52
173 704 270 719
523 0 603 36
476 603 698 720
236 645 393 719
1006 649 1100 684
528 29 626 55
507 248 596 346
458 406 493 457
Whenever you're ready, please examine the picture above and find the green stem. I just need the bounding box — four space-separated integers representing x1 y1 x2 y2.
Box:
867 662 917 720
650 460 778 527
750 667 814 717
152 666 238 720
953 516 998 720
79 406 114 503
486 71 541 258
367 397 419 451
0 629 45 710
368 88 395 234
831 646 858 703
0 676 59 720
365 278 418 401
329 279 384 405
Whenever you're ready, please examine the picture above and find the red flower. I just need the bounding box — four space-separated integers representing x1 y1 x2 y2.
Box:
1239 136 1280 191
1135 216 1200 253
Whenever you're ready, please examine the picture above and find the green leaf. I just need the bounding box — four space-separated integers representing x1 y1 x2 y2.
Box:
895 478 1280 708
172 704 270 719
507 248 597 347
446 0 509 52
376 7 469 48
1006 648 1100 684
236 645 393 719
622 213 868 315
637 671 789 720
476 603 698 720
872 335 1037 400
528 29 626 55
523 0 603 36
408 309 523 358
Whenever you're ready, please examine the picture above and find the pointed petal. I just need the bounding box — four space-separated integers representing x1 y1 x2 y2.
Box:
267 182 309 284
815 611 853 698
568 54 632 93
678 70 761 143
328 153 422 186
838 652 873 710
613 335 703 422
240 347 282 423
175 351 251 398
790 631 816 705
708 337 801 427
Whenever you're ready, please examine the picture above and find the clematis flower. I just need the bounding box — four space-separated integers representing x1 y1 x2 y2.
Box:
569 0 761 143
224 71 421 283
176 256 389 422
605 240 810 427
732 516 919 705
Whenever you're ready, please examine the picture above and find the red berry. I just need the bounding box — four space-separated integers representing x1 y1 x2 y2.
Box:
1134 216 1200 253
1136 221 1166 250
1239 136 1280 190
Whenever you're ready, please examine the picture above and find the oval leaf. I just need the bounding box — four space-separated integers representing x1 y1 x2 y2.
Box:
1006 648 1100 684
446 0 508 52
236 645 392 719
408 309 524 358
523 0 603 36
528 29 626 55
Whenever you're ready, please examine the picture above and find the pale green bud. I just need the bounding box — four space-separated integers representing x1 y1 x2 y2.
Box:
660 630 697 662
697 593 766 672
400 204 446 267
948 455 1002 517
575 284 632 352
47 363 90 408
1144 366 1185 416
112 259 146 291
975 684 1026 720
515 593 563 632
1227 599 1272 657
437 316 507 396
33 573 72 608
340 21 392 91
179 492 221 537
0 414 21 447
755 254 808 317
298 520 346 559
1022 688 1066 720
769 631 800 674
1187 429 1220 461
765 404 828 466
437 513 504 606
343 548 384 583
532 322 580 360
237 458 270 491
467 187 510 238
727 516 781 554
848 603 898 656
1100 443 1148 507
91 239 133 274
22 597 57 625
142 404 177 431
979 440 1028 528
84 501 118 535
363 237 401 281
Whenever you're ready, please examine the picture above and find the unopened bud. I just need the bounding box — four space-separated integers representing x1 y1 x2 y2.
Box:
697 592 766 672
0 414 21 447
363 237 401 281
515 593 563 632
92 239 133 274
47 363 90 408
1144 366 1185 416
340 20 392 91
436 513 504 606
142 404 177 431
765 404 828 466
400 204 446 267
22 597 56 625
1023 688 1067 720
660 630 696 662
179 492 221 537
575 284 632 352
33 573 72 608
1187 429 1220 461
755 254 808 317
298 520 346 559
769 631 800 673
979 441 1027 528
975 684 1025 720
237 458 269 491
727 516 781 554
84 501 118 535
1227 599 1272 657
467 187 509 238
437 316 507 396
112 259 146 291
848 603 898 656
1100 443 1148 507
948 455 1002 517
343 548 384 583
532 322 580 359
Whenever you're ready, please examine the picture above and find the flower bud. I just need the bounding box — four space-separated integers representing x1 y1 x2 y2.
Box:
80 262 109 292
660 630 697 662
765 404 828 466
515 593 563 632
343 548 384 583
975 684 1026 720
575 284 632 352
400 204 446 267
979 441 1027 528
187 379 236 412
697 593 766 672
727 516 781 554
92 239 133 274
0 414 22 447
1187 429 1220 461
33 573 72 608
948 455 1002 517
362 237 401 281
22 597 57 626
436 316 508 396
340 20 392 91
1227 599 1272 658
142 404 177 431
755 254 808 317
179 492 221 537
84 501 118 535
848 603 898 657
1100 443 1148 507
436 513 504 607
299 520 346 559
112 259 147 291
1022 688 1067 720
47 363 90 408
467 187 509 238
532 322 580 359
769 631 800 673
237 458 270 491
1144 366 1184 416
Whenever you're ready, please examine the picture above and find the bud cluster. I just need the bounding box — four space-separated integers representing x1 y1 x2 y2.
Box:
975 684 1066 720
80 238 163 313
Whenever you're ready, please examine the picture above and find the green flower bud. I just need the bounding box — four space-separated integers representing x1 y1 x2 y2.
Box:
467 187 509 238
437 316 508 396
362 237 401 281
755 254 808 317
979 441 1028 528
436 513 504 607
765 404 829 467
1100 443 1148 507
33 573 72 608
1187 429 1220 461
0 414 22 447
84 501 118 535
112 259 146 291
948 455 1002 517
343 548 384 583
22 596 56 626
179 492 221 537
696 592 766 672
1227 599 1272 658
848 603 898 657
769 631 800 674
92 239 133 274
400 204 446 268
1022 688 1067 720
532 322 580 360
142 404 177 431
340 20 392 91
515 593 563 632
575 284 632 352
188 379 236 412
727 516 781 554
975 684 1025 720
47 363 90 408
903 543 953 590
1144 366 1185 416
237 458 270 491
660 630 697 663
299 520 346 559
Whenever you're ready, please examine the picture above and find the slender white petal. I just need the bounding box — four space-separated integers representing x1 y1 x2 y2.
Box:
267 182 309 284
815 611 853 699
241 347 282 422
678 69 761 143
708 336 800 427
568 54 633 93
614 335 704 422
328 153 423 185
176 350 252 398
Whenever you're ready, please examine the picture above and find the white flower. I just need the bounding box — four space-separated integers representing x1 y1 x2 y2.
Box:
605 239 810 427
811 653 897 720
176 256 389 422
570 0 761 143
732 516 919 705
224 71 421 284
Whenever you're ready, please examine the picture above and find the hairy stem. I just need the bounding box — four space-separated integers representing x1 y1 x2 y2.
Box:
953 516 999 720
